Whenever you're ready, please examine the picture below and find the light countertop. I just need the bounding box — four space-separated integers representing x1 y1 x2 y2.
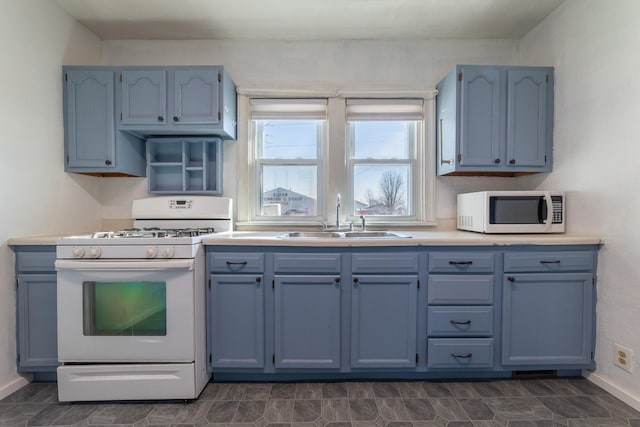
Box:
7 230 604 247
203 231 604 247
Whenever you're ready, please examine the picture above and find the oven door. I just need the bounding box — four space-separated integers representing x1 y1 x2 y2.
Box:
56 259 195 362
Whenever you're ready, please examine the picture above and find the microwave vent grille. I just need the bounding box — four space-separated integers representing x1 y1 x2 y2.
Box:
458 215 473 228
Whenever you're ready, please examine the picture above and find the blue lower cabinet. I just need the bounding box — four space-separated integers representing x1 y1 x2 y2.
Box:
274 275 341 369
210 275 264 368
427 338 494 369
351 275 418 368
502 272 595 366
17 274 58 371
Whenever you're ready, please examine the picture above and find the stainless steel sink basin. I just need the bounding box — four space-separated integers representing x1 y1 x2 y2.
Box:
280 230 412 239
343 231 411 238
282 231 342 238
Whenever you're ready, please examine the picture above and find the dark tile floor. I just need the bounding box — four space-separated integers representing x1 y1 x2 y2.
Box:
1 378 640 426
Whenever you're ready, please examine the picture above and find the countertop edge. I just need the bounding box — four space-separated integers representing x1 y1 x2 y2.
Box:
7 232 604 247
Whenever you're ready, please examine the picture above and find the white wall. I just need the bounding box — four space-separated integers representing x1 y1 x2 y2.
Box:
100 39 531 224
0 1 102 397
518 0 640 407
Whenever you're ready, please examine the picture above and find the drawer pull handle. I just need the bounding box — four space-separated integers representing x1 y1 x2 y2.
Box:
451 353 473 359
449 261 473 265
450 320 471 325
226 261 248 266
540 260 561 264
508 276 515 282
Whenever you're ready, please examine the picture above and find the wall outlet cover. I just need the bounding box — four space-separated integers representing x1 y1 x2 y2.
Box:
614 343 634 373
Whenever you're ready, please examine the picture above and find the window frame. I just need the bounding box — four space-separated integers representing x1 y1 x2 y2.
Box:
237 94 436 229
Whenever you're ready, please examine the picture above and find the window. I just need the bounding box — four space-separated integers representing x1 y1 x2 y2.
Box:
246 96 433 226
347 99 423 218
250 99 326 219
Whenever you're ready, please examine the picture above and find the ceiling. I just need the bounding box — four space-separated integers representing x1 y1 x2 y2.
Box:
54 0 565 41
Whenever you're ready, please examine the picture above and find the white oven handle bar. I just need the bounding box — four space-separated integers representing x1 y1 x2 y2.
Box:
55 259 194 271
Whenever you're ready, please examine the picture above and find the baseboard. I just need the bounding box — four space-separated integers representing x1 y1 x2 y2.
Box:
583 370 640 411
0 375 31 400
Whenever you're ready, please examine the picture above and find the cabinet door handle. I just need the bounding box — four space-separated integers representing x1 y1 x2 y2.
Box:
451 353 473 359
173 116 179 122
157 116 164 122
334 277 341 284
105 160 112 165
255 277 261 283
509 159 516 164
450 320 471 325
449 261 473 265
507 276 515 282
353 277 359 284
226 261 248 266
540 260 561 264
439 118 453 165
494 158 501 164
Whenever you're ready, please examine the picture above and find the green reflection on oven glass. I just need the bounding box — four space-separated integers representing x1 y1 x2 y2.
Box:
86 281 167 336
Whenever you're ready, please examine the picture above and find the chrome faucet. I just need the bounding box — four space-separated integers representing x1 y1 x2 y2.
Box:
336 193 341 229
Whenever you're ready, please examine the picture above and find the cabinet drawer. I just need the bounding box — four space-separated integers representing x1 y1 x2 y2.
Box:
429 253 494 273
428 306 493 336
274 253 341 274
16 252 56 273
427 338 494 368
504 251 595 273
352 253 418 274
428 275 494 305
209 253 264 273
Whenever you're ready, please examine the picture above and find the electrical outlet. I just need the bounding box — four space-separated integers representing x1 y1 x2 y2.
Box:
614 343 634 373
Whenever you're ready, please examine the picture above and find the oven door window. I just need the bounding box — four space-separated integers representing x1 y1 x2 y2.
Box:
83 281 167 336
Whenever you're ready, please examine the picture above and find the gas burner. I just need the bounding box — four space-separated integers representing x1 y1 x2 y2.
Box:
89 227 216 239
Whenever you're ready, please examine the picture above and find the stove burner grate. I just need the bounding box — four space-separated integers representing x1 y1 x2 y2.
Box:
90 227 216 239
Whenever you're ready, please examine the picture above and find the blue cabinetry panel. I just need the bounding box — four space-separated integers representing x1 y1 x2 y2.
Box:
428 306 493 337
210 275 264 368
428 338 494 368
502 272 594 366
121 69 167 126
504 251 594 272
352 253 418 274
351 275 418 368
209 253 265 273
428 275 494 305
428 252 495 273
274 253 341 274
274 275 341 368
436 65 554 176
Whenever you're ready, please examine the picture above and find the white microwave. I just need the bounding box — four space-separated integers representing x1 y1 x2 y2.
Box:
457 191 565 234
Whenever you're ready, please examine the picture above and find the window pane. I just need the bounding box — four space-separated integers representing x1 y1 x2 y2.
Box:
261 165 317 216
256 120 319 159
352 121 411 159
353 165 410 216
83 281 166 336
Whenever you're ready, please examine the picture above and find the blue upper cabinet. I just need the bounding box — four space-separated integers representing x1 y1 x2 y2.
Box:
63 67 146 176
117 66 236 140
436 65 554 176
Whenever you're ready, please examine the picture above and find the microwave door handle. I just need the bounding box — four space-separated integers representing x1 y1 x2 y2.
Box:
543 192 553 231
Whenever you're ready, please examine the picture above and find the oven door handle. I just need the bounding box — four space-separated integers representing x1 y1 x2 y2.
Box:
55 259 194 271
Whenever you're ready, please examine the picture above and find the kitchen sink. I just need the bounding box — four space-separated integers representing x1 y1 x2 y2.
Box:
282 231 343 238
281 231 411 239
344 231 411 238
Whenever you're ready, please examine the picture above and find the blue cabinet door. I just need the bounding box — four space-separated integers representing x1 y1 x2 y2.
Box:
274 275 341 368
502 273 594 366
459 67 503 168
506 69 549 168
64 69 115 169
120 69 167 126
17 274 58 371
210 275 264 368
173 68 221 125
351 275 418 368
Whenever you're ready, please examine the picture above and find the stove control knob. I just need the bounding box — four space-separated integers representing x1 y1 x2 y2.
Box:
72 247 85 258
162 247 175 258
145 246 158 258
88 247 102 258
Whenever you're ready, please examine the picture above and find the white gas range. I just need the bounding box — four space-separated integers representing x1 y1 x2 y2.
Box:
55 196 232 402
